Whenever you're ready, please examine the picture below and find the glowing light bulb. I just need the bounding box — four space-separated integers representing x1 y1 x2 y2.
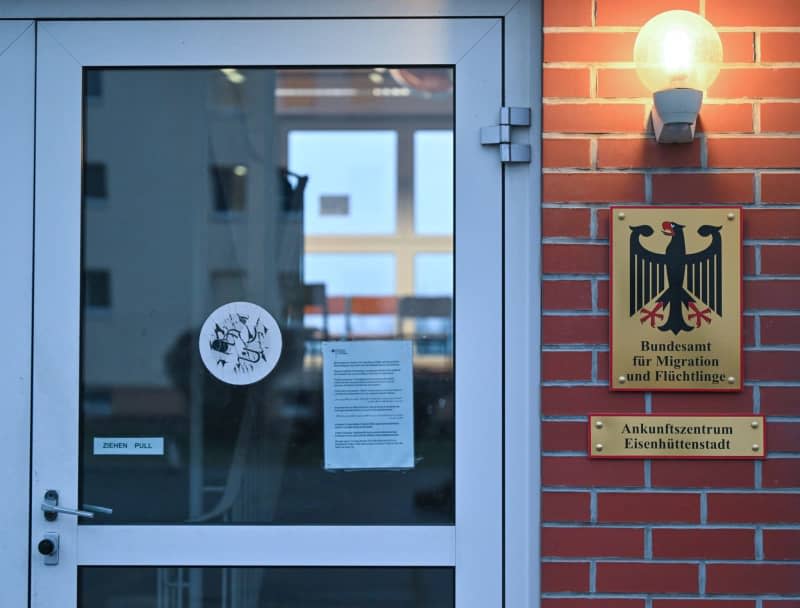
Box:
661 28 693 85
634 10 722 93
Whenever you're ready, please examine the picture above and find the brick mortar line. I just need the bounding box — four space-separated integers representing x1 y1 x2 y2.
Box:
542 237 609 244
542 274 601 279
543 62 800 70
755 102 762 135
704 134 800 139
756 527 765 560
542 523 795 529
753 314 761 346
543 166 800 171
543 62 800 68
747 240 800 246
540 594 795 600
545 311 799 316
542 345 800 351
543 27 800 33
540 135 800 142
744 308 800 317
542 168 771 173
743 346 800 351
542 311 609 316
542 417 800 424
544 450 800 458
540 204 800 210
543 134 606 140
755 171 763 204
542 345 607 351
544 489 800 496
755 31 762 64
543 486 800 494
542 238 800 247
745 276 800 281
546 238 800 246
755 344 800 349
544 413 800 421
540 380 800 386
699 561 706 594
541 557 800 564
542 95 800 102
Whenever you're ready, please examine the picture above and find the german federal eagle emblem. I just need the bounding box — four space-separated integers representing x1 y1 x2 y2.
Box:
629 220 722 335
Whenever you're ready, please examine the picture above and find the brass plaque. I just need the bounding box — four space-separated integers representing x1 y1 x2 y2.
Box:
590 415 765 459
610 207 742 391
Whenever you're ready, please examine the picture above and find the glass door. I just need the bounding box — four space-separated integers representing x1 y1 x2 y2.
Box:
32 19 502 608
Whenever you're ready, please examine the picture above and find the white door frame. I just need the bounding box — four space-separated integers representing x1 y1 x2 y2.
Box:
503 3 543 607
32 16 503 608
1 2 541 607
0 19 35 608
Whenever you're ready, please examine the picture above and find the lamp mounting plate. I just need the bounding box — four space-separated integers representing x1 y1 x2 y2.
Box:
652 88 703 144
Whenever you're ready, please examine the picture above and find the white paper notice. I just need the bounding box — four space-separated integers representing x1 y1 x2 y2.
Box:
323 340 414 470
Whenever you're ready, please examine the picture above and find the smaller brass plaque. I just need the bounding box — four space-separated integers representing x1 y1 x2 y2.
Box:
590 415 765 459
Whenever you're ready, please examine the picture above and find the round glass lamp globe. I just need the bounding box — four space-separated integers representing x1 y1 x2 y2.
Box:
634 10 723 93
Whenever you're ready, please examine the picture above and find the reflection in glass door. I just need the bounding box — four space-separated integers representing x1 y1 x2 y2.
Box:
80 567 453 607
79 67 455 603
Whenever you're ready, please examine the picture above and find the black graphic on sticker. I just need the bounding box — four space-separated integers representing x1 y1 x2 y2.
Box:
198 302 282 385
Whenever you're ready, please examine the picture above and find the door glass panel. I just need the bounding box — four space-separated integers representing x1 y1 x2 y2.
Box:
80 67 454 524
414 253 454 296
289 130 398 235
79 567 453 607
413 130 454 235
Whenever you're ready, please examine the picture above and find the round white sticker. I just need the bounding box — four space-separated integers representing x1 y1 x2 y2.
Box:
198 301 282 385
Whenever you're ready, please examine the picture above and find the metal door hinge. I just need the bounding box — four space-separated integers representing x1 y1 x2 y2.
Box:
480 107 531 163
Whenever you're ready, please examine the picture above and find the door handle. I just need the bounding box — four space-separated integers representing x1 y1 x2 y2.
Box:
82 503 113 515
41 490 113 521
41 502 95 519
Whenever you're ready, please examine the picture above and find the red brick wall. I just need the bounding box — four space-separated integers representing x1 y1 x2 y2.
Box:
541 1 800 604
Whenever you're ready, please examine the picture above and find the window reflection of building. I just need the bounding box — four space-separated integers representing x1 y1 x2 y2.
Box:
81 67 455 535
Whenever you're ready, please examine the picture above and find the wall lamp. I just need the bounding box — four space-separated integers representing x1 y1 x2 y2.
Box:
634 10 723 144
